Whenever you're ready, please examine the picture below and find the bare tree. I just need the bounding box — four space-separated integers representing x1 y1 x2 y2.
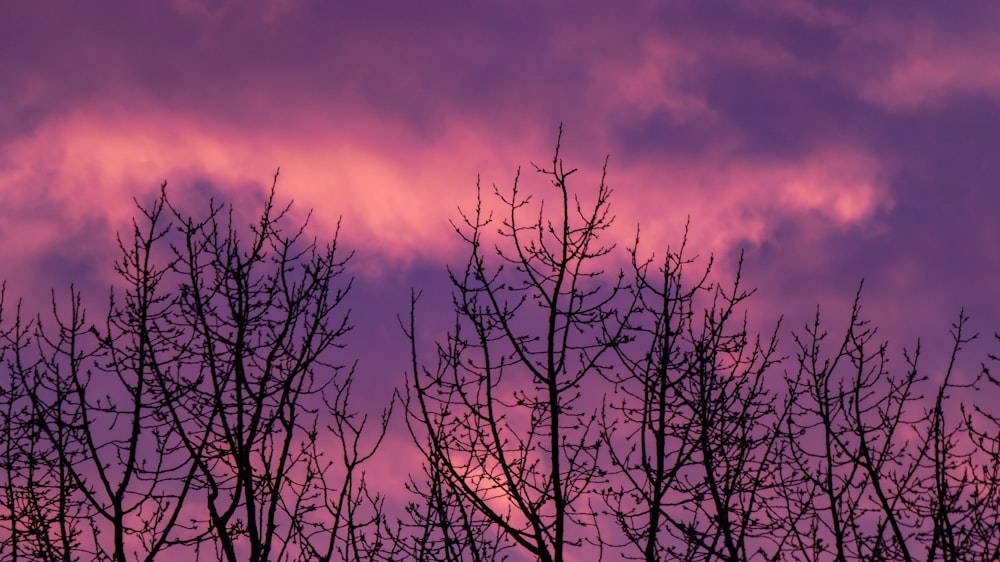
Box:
773 290 999 562
151 176 391 562
25 272 194 562
776 290 916 561
0 175 390 562
955 327 1000 561
0 288 91 562
390 291 511 562
406 128 626 562
10 134 1000 562
601 227 783 562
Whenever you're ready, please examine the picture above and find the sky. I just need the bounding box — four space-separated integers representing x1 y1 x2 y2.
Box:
4 0 1000 532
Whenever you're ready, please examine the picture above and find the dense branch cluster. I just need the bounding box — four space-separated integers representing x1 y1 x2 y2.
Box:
3 135 1000 561
0 176 390 562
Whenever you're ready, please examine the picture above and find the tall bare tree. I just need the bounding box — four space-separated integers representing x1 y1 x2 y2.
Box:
772 290 1000 562
152 177 391 562
9 134 1000 562
392 298 509 561
601 227 783 562
0 176 390 562
406 129 626 562
0 288 92 562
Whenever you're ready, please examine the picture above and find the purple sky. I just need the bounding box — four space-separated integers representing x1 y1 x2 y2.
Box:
4 0 1000 495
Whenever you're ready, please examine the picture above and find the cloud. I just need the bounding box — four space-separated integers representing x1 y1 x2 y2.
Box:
2 0 997 342
169 0 302 23
0 96 566 283
827 6 1000 111
605 142 890 269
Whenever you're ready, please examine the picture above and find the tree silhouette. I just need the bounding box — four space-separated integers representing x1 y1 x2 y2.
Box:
0 287 92 561
0 177 390 562
4 133 1000 562
405 128 625 562
771 291 1000 562
601 228 782 561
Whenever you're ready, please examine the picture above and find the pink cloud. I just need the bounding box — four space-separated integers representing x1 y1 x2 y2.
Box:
609 145 890 263
0 98 569 283
169 0 301 24
585 38 715 123
0 85 895 295
838 11 1000 110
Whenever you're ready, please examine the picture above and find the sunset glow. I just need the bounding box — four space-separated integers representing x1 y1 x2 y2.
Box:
4 2 1000 561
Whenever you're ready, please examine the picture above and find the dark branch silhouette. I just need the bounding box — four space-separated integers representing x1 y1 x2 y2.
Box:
2 135 1000 562
406 127 625 562
0 176 390 562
